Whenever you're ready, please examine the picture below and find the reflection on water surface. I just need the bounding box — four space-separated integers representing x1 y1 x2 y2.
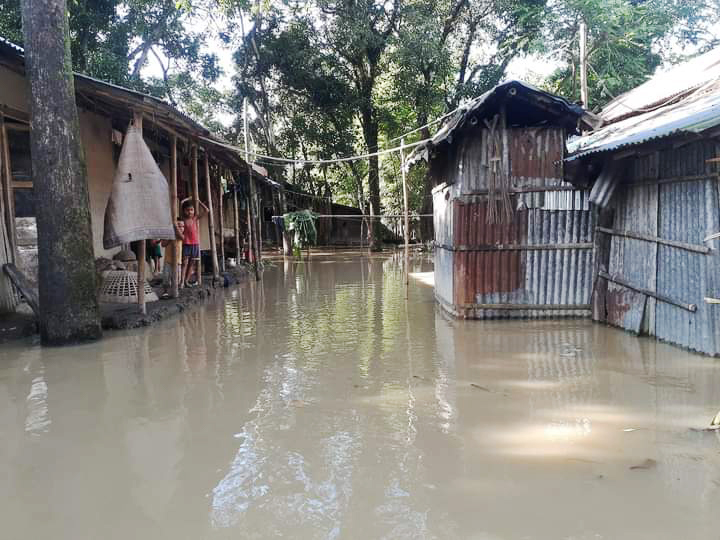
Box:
1 253 719 539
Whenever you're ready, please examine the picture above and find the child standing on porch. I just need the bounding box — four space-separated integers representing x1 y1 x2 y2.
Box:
181 198 208 287
160 219 184 298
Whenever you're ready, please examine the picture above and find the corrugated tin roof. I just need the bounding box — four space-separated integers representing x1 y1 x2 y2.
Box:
567 79 720 161
0 36 23 53
601 47 720 124
407 80 586 167
0 35 280 182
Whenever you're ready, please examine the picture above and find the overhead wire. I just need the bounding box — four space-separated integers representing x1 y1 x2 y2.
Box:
198 135 432 165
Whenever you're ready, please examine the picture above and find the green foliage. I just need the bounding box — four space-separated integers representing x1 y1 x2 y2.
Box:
4 0 720 222
0 0 225 124
540 0 720 109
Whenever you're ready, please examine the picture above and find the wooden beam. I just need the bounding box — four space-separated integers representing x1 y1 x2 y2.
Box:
133 111 146 314
190 143 201 285
0 104 29 124
218 167 225 272
0 114 17 261
598 271 696 312
436 243 594 252
204 149 219 279
596 226 710 254
170 134 179 299
459 303 591 311
233 180 241 262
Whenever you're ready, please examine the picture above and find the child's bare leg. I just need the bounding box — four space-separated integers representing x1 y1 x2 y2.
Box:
181 256 190 287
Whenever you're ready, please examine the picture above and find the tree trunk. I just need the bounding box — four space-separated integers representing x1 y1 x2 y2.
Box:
360 102 381 251
417 119 434 243
21 0 101 344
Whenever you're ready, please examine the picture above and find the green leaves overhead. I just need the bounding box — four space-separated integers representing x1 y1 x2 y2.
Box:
540 0 720 109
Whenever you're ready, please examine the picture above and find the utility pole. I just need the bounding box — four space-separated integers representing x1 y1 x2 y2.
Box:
401 137 410 297
579 20 589 109
21 0 101 344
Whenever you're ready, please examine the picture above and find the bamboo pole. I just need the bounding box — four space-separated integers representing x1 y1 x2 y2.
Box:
204 150 219 279
401 137 409 296
191 143 202 285
170 134 179 298
133 112 146 314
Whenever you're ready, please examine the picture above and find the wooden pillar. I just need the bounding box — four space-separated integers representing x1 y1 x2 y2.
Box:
134 112 146 314
233 178 241 262
0 117 17 313
591 206 615 322
191 143 202 285
170 134 179 298
246 192 255 263
218 168 226 272
204 150 219 279
243 97 261 277
401 137 410 296
0 115 17 261
281 189 291 256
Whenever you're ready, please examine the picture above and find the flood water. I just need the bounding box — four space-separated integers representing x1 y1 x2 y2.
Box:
1 253 720 539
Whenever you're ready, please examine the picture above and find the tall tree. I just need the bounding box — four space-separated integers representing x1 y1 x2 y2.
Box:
320 0 401 249
388 0 545 240
539 0 720 109
21 0 102 344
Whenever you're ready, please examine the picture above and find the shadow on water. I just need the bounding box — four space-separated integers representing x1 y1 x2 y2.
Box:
0 252 719 539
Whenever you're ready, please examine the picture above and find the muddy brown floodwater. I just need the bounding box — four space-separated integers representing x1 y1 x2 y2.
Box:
1 253 720 539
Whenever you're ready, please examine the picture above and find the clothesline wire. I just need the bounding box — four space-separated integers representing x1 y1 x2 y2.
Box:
387 108 456 144
273 214 433 219
199 135 431 166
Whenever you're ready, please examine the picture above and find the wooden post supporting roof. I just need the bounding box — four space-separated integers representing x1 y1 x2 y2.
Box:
0 115 17 262
134 112 147 315
170 134 179 298
280 189 291 256
233 179 241 262
0 117 17 313
218 168 225 273
191 143 202 285
204 150 219 280
246 193 255 264
243 98 260 277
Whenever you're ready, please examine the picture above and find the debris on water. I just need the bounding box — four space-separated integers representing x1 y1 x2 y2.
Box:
565 457 602 464
630 458 657 470
689 426 720 432
470 382 509 396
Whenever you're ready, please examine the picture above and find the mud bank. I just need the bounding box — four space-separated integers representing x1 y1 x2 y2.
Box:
2 269 252 339
101 269 251 330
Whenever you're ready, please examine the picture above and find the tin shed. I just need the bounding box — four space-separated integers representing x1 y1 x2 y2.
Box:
413 81 595 319
567 48 720 356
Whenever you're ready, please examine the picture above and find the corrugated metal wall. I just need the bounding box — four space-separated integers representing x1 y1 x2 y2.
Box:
600 139 720 355
433 183 454 309
434 125 594 319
